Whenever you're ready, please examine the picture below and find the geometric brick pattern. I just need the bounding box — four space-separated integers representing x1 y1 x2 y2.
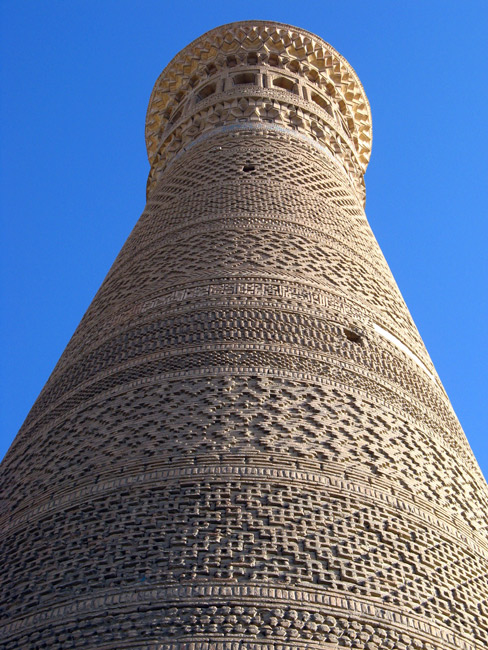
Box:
1 21 487 650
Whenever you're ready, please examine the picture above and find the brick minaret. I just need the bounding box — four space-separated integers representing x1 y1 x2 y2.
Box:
1 21 487 650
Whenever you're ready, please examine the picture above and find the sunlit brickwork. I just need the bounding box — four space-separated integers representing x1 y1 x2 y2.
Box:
1 21 487 650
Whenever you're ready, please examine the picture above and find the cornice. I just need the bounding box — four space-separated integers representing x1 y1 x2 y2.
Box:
146 21 372 185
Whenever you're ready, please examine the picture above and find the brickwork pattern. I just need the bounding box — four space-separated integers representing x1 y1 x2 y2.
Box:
1 21 487 650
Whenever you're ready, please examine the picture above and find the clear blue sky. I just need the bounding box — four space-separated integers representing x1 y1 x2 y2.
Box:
1 1 487 478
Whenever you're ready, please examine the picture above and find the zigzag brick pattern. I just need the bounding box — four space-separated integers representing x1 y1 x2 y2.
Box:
1 21 487 650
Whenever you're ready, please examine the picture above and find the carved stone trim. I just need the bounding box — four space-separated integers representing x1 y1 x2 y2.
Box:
146 21 372 188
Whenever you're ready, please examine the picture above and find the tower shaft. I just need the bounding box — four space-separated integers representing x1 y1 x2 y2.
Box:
1 21 487 650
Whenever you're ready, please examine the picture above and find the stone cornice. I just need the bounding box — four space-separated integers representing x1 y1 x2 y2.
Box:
146 21 372 189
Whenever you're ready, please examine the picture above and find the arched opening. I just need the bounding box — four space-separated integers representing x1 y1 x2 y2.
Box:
272 76 297 93
311 92 332 116
268 53 280 67
288 60 300 74
307 70 321 85
233 72 256 85
197 82 217 101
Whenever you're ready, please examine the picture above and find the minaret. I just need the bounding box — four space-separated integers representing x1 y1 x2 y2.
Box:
1 21 487 650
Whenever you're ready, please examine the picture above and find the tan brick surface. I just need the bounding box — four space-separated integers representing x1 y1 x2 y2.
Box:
1 21 486 650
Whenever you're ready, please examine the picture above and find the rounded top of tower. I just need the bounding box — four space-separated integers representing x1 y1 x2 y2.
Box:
145 20 372 173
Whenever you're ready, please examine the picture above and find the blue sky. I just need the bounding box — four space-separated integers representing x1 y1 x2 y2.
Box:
1 1 487 478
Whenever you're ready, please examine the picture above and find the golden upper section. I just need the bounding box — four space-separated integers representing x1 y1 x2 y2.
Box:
145 21 372 194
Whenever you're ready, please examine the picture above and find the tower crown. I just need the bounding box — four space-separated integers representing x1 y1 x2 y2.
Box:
145 21 372 201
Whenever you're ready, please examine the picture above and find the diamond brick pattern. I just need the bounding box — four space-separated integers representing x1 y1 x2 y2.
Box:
1 20 487 650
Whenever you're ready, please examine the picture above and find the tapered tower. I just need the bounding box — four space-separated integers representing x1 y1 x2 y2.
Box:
1 21 487 650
